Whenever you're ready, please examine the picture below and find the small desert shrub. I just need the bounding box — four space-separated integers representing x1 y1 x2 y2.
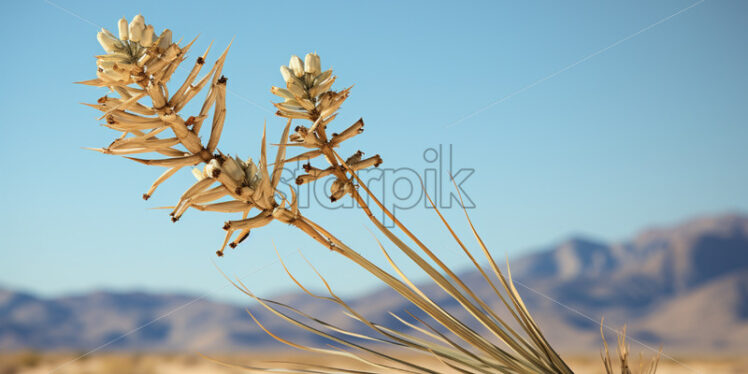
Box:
601 325 661 374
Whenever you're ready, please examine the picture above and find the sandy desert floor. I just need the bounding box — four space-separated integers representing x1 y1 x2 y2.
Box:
1 351 746 374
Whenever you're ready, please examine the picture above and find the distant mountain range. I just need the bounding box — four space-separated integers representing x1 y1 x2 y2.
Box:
1 213 746 353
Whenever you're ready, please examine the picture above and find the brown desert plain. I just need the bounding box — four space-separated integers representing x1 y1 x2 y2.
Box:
1 352 747 374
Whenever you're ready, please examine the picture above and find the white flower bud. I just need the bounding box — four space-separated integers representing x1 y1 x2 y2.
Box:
129 14 146 43
118 17 129 41
304 53 320 75
97 28 123 53
140 25 155 47
289 55 304 77
280 65 293 83
157 29 172 51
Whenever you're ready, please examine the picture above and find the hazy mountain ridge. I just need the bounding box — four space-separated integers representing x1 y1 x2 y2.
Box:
1 213 746 353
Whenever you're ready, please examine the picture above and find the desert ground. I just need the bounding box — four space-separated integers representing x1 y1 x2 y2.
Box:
1 352 745 374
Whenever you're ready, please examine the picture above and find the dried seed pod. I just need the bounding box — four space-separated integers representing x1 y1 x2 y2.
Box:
295 173 323 185
302 163 334 179
288 125 320 147
331 118 364 145
350 155 383 171
345 150 364 164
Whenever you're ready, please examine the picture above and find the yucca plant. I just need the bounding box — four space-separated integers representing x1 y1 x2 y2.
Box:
79 15 660 374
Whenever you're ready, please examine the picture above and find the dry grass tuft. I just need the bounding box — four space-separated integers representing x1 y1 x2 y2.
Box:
601 323 661 374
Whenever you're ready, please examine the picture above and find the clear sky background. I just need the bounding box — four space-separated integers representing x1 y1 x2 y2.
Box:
0 0 746 304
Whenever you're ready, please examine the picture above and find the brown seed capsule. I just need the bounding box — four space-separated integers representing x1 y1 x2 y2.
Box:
350 155 383 171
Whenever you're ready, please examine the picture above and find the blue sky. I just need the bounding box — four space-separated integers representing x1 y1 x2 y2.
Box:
0 0 746 303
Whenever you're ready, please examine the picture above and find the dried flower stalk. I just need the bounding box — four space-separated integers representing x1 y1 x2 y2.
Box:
81 15 660 374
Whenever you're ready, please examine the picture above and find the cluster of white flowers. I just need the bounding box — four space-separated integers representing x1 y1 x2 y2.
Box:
85 15 383 254
95 15 175 84
271 54 381 203
272 53 349 123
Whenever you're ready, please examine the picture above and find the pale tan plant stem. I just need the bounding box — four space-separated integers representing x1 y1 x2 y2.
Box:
332 150 572 373
291 214 530 373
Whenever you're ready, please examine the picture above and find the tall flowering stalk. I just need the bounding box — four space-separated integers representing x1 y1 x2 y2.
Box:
80 15 658 374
